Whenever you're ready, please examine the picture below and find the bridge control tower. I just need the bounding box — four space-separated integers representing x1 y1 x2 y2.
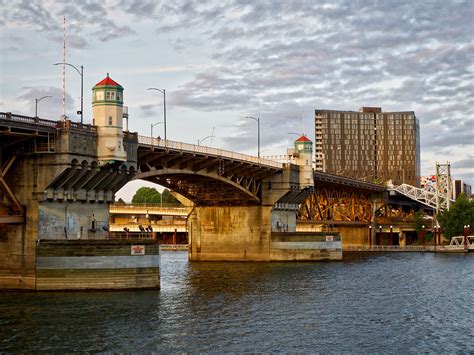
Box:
289 135 314 188
92 74 127 164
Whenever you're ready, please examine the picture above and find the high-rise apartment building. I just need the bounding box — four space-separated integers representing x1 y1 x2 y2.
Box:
315 107 420 186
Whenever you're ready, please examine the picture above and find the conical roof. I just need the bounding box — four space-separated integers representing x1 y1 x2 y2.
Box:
94 73 123 89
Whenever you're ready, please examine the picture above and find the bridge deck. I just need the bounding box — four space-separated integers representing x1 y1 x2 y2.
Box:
138 135 283 169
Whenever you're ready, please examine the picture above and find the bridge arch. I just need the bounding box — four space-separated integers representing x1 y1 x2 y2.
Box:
134 168 260 206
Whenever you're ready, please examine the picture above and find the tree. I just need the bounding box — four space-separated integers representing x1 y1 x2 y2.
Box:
437 193 474 240
131 187 181 205
413 209 425 234
116 197 126 204
132 187 162 204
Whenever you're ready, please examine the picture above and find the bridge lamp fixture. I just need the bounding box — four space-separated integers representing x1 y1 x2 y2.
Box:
198 134 216 146
147 88 167 141
54 62 84 125
35 95 52 118
245 116 260 158
151 121 164 141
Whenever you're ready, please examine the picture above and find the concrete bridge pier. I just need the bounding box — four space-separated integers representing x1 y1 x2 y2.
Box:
188 205 272 261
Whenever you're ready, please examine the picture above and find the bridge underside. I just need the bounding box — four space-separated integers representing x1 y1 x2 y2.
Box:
298 173 386 224
138 172 260 206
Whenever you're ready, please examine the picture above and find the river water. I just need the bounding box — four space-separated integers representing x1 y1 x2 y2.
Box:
0 251 473 353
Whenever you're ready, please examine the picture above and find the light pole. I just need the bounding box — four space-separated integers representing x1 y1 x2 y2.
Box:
151 121 163 141
147 88 166 141
54 62 84 124
198 135 216 146
246 116 260 158
35 95 52 117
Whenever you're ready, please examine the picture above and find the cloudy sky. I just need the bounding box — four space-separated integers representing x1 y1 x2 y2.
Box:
1 0 473 200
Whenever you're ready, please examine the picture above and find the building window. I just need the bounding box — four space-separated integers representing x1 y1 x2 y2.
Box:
109 117 113 125
106 91 116 100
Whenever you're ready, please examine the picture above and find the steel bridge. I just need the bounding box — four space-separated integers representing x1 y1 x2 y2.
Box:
136 136 283 206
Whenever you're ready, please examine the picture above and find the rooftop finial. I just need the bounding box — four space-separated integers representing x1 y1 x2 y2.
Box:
107 72 109 77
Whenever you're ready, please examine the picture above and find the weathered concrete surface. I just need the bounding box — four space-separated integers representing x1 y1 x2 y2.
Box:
36 240 160 290
188 206 272 261
38 201 109 240
0 124 137 290
270 232 342 261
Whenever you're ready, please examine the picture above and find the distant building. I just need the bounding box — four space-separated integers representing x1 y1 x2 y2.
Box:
420 175 437 193
315 107 420 186
452 179 472 199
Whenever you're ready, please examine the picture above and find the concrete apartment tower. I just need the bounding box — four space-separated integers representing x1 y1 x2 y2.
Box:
293 135 314 188
92 74 127 164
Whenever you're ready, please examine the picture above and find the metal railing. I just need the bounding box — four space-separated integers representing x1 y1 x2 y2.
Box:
344 245 438 252
0 112 96 132
110 204 190 216
138 135 283 169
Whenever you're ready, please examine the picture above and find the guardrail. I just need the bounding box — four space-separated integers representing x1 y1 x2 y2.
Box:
344 245 438 252
0 112 96 132
138 135 283 169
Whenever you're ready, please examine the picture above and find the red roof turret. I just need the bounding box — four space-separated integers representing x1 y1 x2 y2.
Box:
94 73 123 89
295 135 312 142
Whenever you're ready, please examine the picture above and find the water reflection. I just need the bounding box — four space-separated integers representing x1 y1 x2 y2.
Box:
0 252 473 352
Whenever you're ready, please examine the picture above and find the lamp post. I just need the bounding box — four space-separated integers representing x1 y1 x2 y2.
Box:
151 121 163 143
35 95 52 118
378 225 382 245
421 225 425 245
54 62 83 124
198 135 216 146
246 116 260 158
368 225 372 247
147 88 167 141
390 225 393 246
463 225 470 252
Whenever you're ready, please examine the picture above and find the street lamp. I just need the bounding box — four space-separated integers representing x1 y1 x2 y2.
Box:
246 116 260 158
198 134 216 146
151 121 163 142
54 62 84 124
147 88 167 141
35 95 52 117
368 225 372 247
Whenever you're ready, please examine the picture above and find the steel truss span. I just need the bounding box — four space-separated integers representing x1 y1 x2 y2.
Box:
298 187 373 223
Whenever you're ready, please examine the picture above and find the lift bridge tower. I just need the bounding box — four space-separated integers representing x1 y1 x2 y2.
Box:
435 161 452 215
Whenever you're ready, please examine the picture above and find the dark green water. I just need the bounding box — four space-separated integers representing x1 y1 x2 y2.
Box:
0 252 473 352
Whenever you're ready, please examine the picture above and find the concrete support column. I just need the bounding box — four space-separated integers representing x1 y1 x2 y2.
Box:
188 205 272 261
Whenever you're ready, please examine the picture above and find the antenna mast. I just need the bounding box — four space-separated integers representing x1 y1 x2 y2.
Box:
302 111 305 136
62 16 66 120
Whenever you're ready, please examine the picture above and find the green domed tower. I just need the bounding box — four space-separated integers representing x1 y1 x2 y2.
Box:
92 74 127 164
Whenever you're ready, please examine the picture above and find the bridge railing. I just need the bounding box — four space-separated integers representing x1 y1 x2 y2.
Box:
138 135 283 169
0 112 96 132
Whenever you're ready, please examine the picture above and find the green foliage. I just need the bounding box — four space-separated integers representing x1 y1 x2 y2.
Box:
131 187 180 205
413 210 425 233
116 197 125 204
438 193 474 239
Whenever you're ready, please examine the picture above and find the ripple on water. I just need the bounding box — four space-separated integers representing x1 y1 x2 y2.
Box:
0 251 473 352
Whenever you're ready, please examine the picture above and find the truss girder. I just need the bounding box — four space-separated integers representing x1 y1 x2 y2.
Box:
0 155 24 223
391 184 453 211
297 186 373 223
